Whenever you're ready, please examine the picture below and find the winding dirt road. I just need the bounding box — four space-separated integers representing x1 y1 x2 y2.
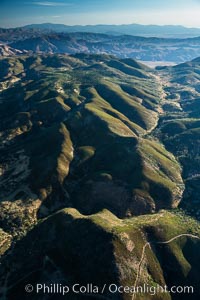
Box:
131 233 200 300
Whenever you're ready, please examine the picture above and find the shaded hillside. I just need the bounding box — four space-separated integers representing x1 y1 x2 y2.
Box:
1 209 200 300
155 57 200 219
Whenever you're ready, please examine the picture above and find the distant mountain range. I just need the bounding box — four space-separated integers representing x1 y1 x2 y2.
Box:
1 31 200 64
1 23 200 65
1 23 200 40
23 23 200 38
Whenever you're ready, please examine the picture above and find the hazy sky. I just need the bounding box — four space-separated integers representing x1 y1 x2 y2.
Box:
1 0 200 28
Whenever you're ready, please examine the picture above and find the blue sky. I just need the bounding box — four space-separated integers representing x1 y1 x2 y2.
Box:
1 0 200 28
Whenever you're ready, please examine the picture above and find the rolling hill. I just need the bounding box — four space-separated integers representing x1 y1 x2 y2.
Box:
0 54 200 299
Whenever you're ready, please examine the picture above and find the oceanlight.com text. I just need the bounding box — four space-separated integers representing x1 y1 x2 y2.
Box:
25 283 194 296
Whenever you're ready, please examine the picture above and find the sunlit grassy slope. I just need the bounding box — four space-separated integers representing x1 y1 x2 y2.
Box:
0 54 184 220
2 208 200 300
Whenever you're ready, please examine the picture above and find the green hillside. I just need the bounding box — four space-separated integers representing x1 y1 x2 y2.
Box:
0 54 200 300
1 209 200 300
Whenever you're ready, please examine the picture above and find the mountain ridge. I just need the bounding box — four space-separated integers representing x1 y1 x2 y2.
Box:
0 52 200 299
15 23 200 38
1 31 200 65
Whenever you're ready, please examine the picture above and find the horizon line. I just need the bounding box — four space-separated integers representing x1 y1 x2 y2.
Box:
1 22 200 30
